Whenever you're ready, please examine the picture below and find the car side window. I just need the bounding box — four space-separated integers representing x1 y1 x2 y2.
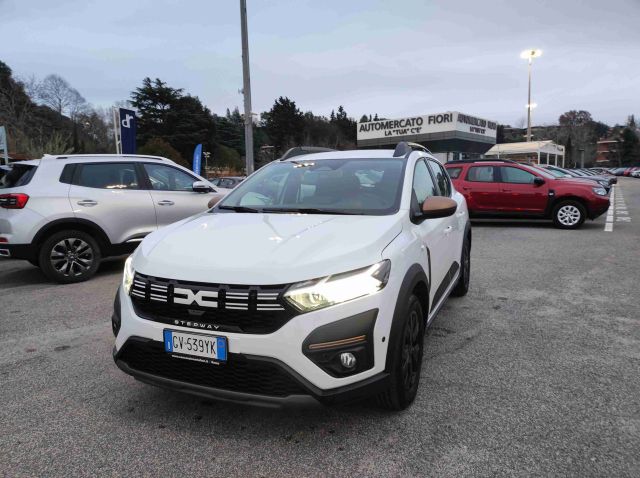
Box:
412 160 438 206
501 166 536 184
466 166 496 182
427 160 452 197
76 163 139 189
143 164 197 191
447 167 462 179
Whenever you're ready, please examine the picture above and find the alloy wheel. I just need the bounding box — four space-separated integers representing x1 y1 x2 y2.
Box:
50 238 94 277
401 307 421 392
557 205 581 226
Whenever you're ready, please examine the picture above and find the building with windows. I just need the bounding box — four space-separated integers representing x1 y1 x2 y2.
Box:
357 111 497 163
594 139 620 166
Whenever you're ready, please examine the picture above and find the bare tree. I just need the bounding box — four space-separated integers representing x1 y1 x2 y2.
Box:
19 74 42 102
38 74 86 118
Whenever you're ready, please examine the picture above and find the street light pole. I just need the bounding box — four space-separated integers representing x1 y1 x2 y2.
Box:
520 49 542 142
526 57 532 142
240 0 254 175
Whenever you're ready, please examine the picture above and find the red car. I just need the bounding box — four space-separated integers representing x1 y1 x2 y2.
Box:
444 160 610 229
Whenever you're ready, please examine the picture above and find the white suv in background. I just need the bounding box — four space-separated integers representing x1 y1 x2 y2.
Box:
113 142 472 410
0 154 229 283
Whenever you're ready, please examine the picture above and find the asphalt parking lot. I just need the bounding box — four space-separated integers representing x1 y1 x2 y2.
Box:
1 178 639 477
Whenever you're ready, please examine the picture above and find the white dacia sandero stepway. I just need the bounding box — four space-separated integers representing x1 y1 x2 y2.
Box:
113 142 471 410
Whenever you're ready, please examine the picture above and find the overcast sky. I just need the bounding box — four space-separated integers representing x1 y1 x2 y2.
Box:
3 0 639 126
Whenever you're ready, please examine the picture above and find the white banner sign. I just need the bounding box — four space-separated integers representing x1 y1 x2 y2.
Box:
0 126 8 165
357 111 497 141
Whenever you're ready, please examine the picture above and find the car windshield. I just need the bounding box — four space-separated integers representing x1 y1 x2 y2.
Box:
541 167 570 178
549 166 580 177
217 158 406 215
520 164 555 179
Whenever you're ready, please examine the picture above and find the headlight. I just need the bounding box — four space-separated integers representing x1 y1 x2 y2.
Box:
283 260 391 312
123 256 135 295
592 187 607 196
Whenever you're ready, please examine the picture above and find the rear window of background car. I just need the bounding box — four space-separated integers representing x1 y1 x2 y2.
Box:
467 166 495 182
447 167 462 179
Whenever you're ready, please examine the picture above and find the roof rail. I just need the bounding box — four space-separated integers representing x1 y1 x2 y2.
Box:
393 141 431 157
279 146 335 160
448 158 518 164
52 154 169 161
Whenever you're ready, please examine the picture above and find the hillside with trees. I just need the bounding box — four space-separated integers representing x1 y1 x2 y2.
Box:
0 60 113 158
2 58 638 170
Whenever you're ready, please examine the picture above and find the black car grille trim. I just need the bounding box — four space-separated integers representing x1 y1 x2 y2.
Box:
130 272 296 334
118 340 308 398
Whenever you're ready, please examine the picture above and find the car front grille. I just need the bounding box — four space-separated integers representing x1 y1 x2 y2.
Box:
129 272 296 334
118 340 307 397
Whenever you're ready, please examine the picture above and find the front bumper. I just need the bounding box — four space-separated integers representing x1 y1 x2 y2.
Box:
587 196 611 220
113 338 389 407
113 278 399 405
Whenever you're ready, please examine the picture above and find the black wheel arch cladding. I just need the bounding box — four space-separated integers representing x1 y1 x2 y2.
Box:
384 263 429 372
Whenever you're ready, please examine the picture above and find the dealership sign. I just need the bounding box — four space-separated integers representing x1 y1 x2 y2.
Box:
357 111 497 141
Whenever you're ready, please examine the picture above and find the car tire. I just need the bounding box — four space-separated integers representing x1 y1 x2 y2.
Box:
552 200 586 229
451 234 470 297
378 294 425 411
38 230 101 283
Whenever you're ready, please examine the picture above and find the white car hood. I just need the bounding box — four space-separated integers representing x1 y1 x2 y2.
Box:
135 212 403 284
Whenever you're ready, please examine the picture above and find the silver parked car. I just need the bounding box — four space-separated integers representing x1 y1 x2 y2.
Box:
0 154 230 283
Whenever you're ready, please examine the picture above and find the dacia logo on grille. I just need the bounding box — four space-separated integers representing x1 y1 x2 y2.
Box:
173 287 218 308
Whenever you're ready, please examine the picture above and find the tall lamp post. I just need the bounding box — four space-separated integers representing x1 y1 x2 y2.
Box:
520 49 542 142
240 0 254 175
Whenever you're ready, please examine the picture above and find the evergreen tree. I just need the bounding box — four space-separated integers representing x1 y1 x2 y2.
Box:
261 97 304 155
131 77 216 165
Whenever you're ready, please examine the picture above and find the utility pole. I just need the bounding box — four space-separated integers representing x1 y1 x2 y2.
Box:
240 0 254 175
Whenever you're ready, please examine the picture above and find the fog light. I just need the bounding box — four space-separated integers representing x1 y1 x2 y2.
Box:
340 352 356 369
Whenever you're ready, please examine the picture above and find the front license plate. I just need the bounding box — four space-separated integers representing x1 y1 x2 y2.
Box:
163 330 227 363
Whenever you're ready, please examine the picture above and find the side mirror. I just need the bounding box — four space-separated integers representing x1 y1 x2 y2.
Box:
193 181 212 193
533 177 545 186
421 197 457 219
208 195 223 208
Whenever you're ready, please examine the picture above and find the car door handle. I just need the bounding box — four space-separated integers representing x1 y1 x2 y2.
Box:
158 200 175 206
77 200 98 207
502 189 513 193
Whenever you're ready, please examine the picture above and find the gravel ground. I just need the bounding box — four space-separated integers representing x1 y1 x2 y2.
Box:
1 178 639 477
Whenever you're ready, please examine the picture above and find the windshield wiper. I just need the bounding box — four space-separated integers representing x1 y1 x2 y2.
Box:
261 207 354 215
217 205 261 213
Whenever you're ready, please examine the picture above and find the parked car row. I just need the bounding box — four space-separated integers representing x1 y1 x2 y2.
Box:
0 145 618 410
608 166 640 177
537 165 614 191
